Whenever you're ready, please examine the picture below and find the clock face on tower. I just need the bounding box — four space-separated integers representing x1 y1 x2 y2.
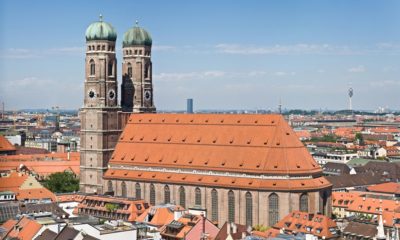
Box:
144 90 151 101
88 89 96 99
108 90 115 100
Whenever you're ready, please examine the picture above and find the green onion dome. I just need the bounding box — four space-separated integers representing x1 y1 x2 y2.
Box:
123 21 152 47
85 15 117 42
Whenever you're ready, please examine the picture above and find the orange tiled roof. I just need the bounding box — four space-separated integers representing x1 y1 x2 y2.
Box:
0 153 80 176
0 172 56 201
109 114 323 176
347 196 400 214
0 216 42 240
56 194 86 203
272 211 337 238
17 188 56 201
332 192 361 208
77 195 148 222
0 135 16 152
0 152 80 161
104 169 331 191
367 182 400 195
136 204 185 227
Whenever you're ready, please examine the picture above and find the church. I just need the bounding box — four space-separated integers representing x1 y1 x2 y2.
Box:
79 16 332 227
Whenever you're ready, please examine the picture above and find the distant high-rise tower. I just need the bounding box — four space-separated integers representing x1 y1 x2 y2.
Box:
348 87 354 111
187 98 193 113
80 15 121 194
121 21 156 113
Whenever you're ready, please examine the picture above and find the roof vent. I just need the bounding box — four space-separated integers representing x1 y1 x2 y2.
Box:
168 137 172 142
286 132 290 135
220 119 224 123
190 119 194 122
276 142 280 146
205 119 209 123
167 175 171 179
159 157 163 163
204 160 209 165
138 173 142 177
273 182 276 186
231 180 236 184
139 119 142 122
221 161 226 166
274 165 278 168
174 158 178 163
296 165 301 168
254 120 258 123
153 137 157 141
131 155 135 161
144 156 149 161
162 119 165 122
198 177 203 181
176 119 179 122
130 136 134 140
152 174 156 178
148 119 152 122
182 176 186 180
197 138 201 143
182 137 186 142
124 172 128 176
237 120 241 123
214 178 218 182
248 181 253 185
271 120 275 123
189 159 193 164
239 162 243 167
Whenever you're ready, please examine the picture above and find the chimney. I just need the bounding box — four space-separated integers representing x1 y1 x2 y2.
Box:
201 213 205 240
227 222 230 235
232 222 237 233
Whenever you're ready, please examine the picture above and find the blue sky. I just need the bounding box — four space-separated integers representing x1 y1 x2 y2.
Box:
0 0 399 111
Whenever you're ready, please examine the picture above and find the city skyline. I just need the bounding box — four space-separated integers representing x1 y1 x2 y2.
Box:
1 0 400 111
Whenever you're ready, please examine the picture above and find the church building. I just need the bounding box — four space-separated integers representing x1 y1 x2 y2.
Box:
79 16 332 227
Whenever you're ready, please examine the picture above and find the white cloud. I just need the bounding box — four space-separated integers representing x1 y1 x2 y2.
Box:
348 65 366 73
6 77 53 88
152 45 176 51
214 43 357 55
274 71 296 77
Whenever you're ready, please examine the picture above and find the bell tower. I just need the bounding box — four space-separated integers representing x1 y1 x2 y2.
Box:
80 15 121 194
121 21 156 113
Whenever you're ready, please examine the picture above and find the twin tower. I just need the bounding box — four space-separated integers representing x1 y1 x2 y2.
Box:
80 15 156 193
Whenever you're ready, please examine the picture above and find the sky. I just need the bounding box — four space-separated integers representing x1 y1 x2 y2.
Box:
0 1 399 111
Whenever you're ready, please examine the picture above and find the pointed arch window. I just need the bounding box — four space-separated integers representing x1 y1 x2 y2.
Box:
164 185 170 204
211 189 218 222
107 180 113 193
90 59 95 76
300 193 309 212
228 190 235 222
245 192 253 227
127 63 132 78
121 181 127 198
135 183 141 199
179 186 186 208
269 193 279 226
195 187 201 206
150 184 156 205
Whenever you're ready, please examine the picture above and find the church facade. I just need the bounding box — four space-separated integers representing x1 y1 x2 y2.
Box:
80 16 332 227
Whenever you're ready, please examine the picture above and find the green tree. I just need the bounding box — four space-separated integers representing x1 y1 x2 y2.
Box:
105 203 119 212
355 132 364 145
43 172 79 193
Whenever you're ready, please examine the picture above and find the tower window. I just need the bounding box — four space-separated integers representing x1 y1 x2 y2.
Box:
127 63 132 78
144 63 150 79
134 50 138 55
89 59 95 76
102 45 105 51
129 50 132 55
97 45 100 51
88 46 91 51
139 50 142 55
107 181 113 193
108 62 113 76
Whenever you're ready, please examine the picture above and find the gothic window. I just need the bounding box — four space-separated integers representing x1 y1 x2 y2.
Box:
102 45 105 51
144 63 150 79
179 186 186 208
228 190 235 222
246 192 253 227
90 59 95 76
121 181 127 198
300 193 309 212
150 184 156 205
97 45 100 51
108 62 113 76
268 193 279 226
107 180 113 192
88 46 91 51
164 185 170 204
195 187 201 206
135 183 141 199
211 189 218 222
127 63 132 78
